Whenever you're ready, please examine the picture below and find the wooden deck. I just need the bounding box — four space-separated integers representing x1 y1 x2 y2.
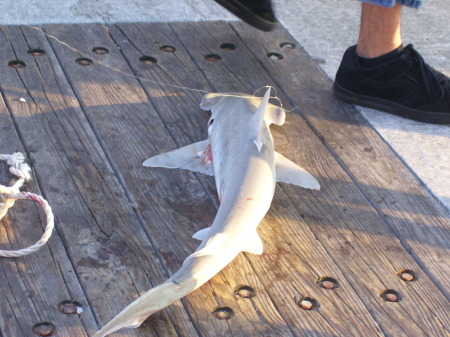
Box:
0 22 449 337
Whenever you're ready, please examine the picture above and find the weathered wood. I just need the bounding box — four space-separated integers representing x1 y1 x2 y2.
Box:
231 21 450 297
230 19 450 329
0 28 99 337
43 22 302 337
113 22 385 337
0 24 194 336
0 21 448 337
166 21 449 336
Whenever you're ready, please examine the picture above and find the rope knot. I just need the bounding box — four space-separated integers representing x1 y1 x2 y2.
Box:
0 152 54 258
7 152 32 181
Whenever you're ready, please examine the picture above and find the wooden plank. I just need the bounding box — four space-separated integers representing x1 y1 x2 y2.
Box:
113 20 394 335
43 22 301 337
0 24 195 337
1 20 447 337
166 21 450 336
0 30 99 337
230 19 450 327
112 22 386 337
230 22 450 297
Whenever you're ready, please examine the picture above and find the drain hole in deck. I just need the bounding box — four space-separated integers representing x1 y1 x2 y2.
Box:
92 47 110 55
316 276 339 290
76 58 93 66
160 45 176 53
295 296 318 310
397 269 416 282
380 289 400 302
8 60 26 69
205 54 222 62
32 322 55 336
234 285 256 298
58 300 83 314
280 42 296 49
220 43 236 51
140 56 157 64
267 52 284 60
28 48 46 56
212 307 234 319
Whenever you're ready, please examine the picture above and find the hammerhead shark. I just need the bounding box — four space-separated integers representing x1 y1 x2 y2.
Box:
94 88 319 337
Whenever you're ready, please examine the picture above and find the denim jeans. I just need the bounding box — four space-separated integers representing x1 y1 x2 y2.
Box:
361 0 423 8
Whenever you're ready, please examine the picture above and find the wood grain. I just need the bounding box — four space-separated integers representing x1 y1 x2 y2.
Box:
0 28 96 337
0 21 447 337
1 24 191 336
168 21 449 336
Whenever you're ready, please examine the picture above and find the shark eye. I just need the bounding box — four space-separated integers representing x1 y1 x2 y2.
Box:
208 119 215 127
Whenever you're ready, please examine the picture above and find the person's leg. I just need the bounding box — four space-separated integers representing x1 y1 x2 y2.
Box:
216 0 450 122
357 3 402 58
333 1 449 123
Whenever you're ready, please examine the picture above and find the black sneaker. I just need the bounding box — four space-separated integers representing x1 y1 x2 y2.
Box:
214 0 276 31
333 44 450 124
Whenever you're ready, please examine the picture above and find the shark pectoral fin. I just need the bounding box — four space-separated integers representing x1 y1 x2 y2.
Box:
143 139 214 176
243 232 264 255
275 152 320 190
192 227 211 241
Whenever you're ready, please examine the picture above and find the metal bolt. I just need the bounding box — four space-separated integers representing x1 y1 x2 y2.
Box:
205 54 222 62
92 47 109 55
220 43 236 51
267 52 284 60
76 58 93 66
28 49 46 56
32 322 55 336
139 56 157 64
296 296 317 310
316 276 339 290
160 45 176 53
58 300 83 314
212 307 234 320
280 42 296 49
397 269 416 282
234 285 256 298
380 289 400 302
8 60 26 69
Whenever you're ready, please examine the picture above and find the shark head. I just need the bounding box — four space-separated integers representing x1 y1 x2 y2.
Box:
200 87 286 151
200 87 285 125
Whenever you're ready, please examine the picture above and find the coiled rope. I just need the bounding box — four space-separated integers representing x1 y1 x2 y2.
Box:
0 153 54 257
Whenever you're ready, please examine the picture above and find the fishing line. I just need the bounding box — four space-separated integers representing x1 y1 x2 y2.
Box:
23 24 286 108
25 25 210 95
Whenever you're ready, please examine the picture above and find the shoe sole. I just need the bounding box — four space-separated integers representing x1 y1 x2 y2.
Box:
214 0 276 31
333 81 450 124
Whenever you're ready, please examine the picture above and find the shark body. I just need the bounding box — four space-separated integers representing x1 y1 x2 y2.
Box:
94 88 319 337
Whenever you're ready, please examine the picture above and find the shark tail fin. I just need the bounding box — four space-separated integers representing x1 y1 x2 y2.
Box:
93 281 187 337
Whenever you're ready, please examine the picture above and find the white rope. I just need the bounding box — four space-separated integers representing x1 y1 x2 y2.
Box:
0 153 54 258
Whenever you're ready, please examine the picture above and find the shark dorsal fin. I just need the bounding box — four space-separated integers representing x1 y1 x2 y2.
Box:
252 87 272 152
